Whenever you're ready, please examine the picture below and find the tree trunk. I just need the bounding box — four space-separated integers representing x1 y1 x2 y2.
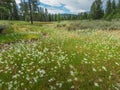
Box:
28 0 33 24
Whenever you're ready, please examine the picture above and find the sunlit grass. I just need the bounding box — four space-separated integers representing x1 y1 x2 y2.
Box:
0 20 120 90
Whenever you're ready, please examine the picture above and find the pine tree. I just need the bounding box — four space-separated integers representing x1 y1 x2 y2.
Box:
105 0 112 15
90 0 104 19
28 0 33 24
32 0 39 21
111 0 116 16
0 0 13 20
111 0 116 11
117 0 120 13
12 0 19 20
45 8 48 21
57 14 61 23
20 0 29 21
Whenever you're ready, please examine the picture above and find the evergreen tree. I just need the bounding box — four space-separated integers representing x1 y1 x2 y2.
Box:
32 0 39 21
20 0 29 21
105 0 112 15
111 0 116 11
45 8 48 21
90 0 104 19
113 0 120 18
117 0 120 13
12 0 19 20
28 0 33 24
0 0 13 20
57 14 61 23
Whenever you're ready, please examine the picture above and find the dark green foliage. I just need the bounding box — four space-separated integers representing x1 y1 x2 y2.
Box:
104 0 119 20
0 0 12 20
57 14 61 23
90 0 104 19
19 0 29 21
78 12 89 20
111 0 116 11
117 0 120 13
12 0 19 20
1 0 120 21
106 0 112 16
0 0 19 20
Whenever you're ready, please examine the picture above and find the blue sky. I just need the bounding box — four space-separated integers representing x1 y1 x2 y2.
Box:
15 0 117 14
38 2 70 14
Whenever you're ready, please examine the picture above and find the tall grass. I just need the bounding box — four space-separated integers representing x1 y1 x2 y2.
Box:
0 21 120 90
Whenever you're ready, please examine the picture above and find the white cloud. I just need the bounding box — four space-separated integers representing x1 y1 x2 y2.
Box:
16 0 20 4
38 0 61 6
48 9 65 14
16 0 108 14
39 0 95 13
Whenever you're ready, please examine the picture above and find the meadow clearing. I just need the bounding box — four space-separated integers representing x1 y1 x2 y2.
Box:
0 20 120 90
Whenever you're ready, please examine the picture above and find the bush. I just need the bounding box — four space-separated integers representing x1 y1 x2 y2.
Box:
105 14 113 21
0 25 14 34
0 25 7 34
56 23 66 28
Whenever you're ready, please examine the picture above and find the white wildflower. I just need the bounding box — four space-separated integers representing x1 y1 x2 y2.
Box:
92 68 97 72
56 82 62 88
70 71 74 76
71 85 74 89
67 79 72 82
115 62 119 66
102 66 107 71
94 82 99 87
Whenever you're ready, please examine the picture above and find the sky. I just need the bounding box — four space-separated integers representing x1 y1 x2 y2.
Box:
15 0 114 14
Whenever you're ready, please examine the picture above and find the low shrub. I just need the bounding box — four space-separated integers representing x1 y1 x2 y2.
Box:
56 23 66 28
0 25 14 34
67 23 89 31
64 20 120 31
0 25 7 34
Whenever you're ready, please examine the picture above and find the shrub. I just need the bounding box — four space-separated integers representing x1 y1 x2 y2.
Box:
56 24 66 28
0 25 7 34
0 25 14 34
105 14 113 21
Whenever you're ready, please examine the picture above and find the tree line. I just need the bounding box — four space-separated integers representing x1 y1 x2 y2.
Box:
79 0 120 20
0 0 120 23
0 0 18 20
0 0 78 23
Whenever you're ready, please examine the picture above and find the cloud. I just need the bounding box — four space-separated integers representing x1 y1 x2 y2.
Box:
47 9 65 14
39 0 95 13
38 0 61 6
16 0 20 4
16 0 94 13
16 0 114 14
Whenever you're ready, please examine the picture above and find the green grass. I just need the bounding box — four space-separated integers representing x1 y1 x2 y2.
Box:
0 20 120 90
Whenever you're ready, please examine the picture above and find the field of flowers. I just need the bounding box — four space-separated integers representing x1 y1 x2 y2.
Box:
0 21 120 90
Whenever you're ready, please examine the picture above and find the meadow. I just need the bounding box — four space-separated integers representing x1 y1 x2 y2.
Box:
0 20 120 90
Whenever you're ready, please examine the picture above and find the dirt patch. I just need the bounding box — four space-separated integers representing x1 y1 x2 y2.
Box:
0 43 10 51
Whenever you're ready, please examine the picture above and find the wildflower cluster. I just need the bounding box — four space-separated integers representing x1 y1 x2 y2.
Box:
0 41 76 90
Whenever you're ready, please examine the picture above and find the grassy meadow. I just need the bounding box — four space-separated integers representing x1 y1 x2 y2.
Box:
0 20 120 90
